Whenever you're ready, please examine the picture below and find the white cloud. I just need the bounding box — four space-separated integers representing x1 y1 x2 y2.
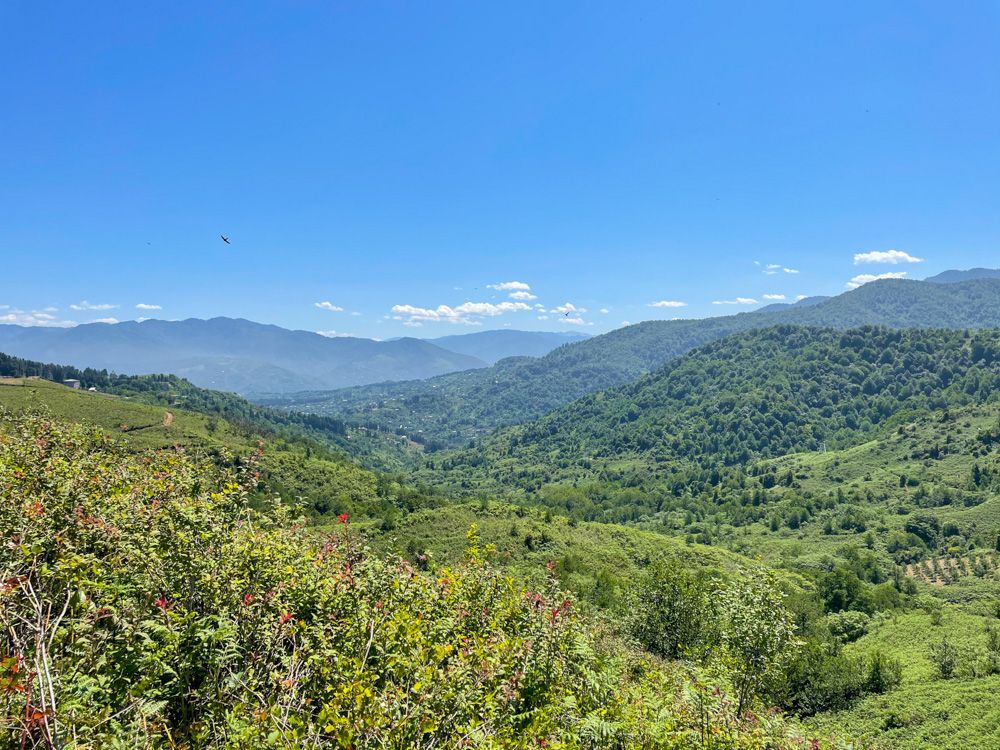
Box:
561 317 586 325
391 300 531 326
90 318 119 324
846 271 908 288
537 315 549 320
648 300 687 308
136 303 162 310
854 250 923 265
42 307 57 312
136 317 149 323
764 270 777 275
766 264 781 269
70 301 118 311
796 295 808 300
783 268 799 274
508 291 537 300
712 297 758 305
551 303 586 315
762 294 785 300
0 309 77 327
600 308 610 313
317 330 354 337
350 311 362 316
486 281 530 291
621 321 632 326
315 302 344 311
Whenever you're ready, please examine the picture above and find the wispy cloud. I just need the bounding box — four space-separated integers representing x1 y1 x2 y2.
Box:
70 301 118 311
599 308 610 313
796 295 808 300
486 281 530 291
783 268 799 274
854 250 923 265
315 301 344 311
350 311 362 316
712 297 758 305
508 291 537 300
620 321 632 327
391 301 531 326
762 294 785 300
648 300 687 308
136 303 162 310
317 330 354 338
537 315 549 320
846 271 908 288
90 318 119 325
560 317 589 325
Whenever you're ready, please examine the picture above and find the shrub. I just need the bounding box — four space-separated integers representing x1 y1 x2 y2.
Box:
826 610 870 642
930 637 960 679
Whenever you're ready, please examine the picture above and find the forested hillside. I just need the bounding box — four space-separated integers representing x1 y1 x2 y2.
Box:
427 325 1000 493
258 277 1000 453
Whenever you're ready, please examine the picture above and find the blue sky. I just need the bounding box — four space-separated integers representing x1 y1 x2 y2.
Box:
2 1 997 338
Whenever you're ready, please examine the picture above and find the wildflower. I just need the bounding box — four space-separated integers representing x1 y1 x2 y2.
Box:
278 612 294 624
243 594 254 606
336 514 348 524
154 595 172 612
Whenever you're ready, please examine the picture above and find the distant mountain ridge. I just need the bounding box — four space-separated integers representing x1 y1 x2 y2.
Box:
0 317 488 394
425 330 591 365
924 267 1000 284
755 295 831 313
256 277 1000 455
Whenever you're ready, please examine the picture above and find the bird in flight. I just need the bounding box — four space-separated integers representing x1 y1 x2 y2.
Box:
565 311 570 316
221 235 231 244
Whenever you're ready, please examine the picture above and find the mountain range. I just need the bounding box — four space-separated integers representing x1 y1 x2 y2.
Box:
0 318 487 393
256 274 1000 452
0 320 596 394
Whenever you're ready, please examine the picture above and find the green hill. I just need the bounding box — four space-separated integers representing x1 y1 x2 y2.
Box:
257 277 1000 457
0 376 440 523
426 325 1000 495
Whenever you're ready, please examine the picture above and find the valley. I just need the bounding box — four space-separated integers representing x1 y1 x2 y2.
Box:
6 276 1000 748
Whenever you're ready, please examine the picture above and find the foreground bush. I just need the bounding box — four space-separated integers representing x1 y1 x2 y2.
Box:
0 412 852 748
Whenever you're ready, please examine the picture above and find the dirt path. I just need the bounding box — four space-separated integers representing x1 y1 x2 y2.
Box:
163 411 173 427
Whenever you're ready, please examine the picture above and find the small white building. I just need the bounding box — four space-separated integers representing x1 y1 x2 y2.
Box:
63 379 81 390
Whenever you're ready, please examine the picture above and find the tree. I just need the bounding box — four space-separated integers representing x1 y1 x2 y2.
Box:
625 561 717 660
717 566 801 716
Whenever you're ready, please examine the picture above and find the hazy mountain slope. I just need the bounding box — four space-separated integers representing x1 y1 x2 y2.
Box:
426 329 591 365
924 267 1000 284
257 277 1000 450
0 317 487 393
